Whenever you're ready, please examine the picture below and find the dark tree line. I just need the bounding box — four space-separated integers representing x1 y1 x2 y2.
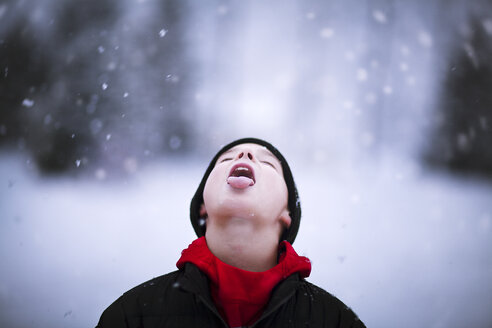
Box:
0 0 196 175
425 13 492 178
1 0 492 179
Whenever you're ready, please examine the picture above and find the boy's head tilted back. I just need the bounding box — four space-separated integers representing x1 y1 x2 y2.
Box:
190 137 301 244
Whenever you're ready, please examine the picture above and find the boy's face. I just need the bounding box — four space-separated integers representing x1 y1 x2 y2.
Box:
202 143 291 233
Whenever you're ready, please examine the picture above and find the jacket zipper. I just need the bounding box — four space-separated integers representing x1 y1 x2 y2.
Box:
249 288 297 328
196 293 230 328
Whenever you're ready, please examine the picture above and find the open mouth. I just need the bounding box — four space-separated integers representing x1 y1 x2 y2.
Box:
227 163 255 189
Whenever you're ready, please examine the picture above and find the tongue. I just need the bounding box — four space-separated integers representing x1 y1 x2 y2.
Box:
227 176 254 189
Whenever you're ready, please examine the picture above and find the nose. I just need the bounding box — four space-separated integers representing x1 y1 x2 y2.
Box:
236 150 254 161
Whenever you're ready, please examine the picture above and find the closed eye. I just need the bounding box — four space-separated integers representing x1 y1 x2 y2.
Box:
219 157 233 163
261 160 275 168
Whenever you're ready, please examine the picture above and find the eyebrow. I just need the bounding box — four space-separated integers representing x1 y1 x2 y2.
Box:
218 149 234 157
258 148 279 161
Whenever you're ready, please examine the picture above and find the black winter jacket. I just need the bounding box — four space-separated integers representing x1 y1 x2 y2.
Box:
96 263 365 328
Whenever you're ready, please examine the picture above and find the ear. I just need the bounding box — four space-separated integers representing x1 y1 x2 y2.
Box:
199 204 208 218
279 209 292 229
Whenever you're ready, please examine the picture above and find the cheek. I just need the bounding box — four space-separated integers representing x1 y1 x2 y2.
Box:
203 169 222 204
263 174 289 206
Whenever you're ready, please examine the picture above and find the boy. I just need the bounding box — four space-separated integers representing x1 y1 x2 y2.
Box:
97 137 365 328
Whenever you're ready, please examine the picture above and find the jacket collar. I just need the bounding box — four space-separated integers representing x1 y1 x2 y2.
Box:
251 274 300 327
177 263 302 327
178 263 229 327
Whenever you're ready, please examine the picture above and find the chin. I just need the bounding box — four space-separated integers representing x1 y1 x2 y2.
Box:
215 198 258 218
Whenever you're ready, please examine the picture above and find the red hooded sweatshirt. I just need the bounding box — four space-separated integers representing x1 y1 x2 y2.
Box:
176 237 311 327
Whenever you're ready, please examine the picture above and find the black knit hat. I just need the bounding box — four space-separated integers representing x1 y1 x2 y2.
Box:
190 137 301 244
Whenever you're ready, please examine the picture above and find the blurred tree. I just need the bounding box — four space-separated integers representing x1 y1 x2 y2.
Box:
426 14 492 177
0 11 50 149
0 0 196 176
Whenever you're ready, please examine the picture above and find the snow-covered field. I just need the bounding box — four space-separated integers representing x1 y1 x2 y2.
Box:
1 153 491 328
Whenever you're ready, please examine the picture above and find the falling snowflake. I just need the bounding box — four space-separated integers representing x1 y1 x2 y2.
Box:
478 214 491 232
356 68 368 81
482 19 492 35
169 135 182 150
418 31 433 48
345 51 355 61
43 114 52 125
0 5 6 19
306 12 315 20
22 99 35 107
101 83 108 90
399 62 409 72
479 116 488 130
320 28 334 39
89 118 103 135
159 29 168 38
343 100 354 109
217 5 228 15
456 133 469 151
372 10 387 23
400 45 410 56
95 168 107 180
107 62 116 71
365 92 377 104
361 132 374 147
383 85 393 94
123 157 138 173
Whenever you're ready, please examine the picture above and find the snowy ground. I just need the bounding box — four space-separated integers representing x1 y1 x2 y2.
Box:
0 153 491 328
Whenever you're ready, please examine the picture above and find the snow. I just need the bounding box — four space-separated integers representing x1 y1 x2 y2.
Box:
418 31 433 48
356 68 368 82
372 10 387 24
168 136 182 150
217 5 228 16
1 153 491 328
382 85 393 95
22 98 35 107
306 12 316 20
43 114 52 125
1 1 492 327
320 27 335 39
89 118 103 135
483 19 492 35
0 4 7 19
